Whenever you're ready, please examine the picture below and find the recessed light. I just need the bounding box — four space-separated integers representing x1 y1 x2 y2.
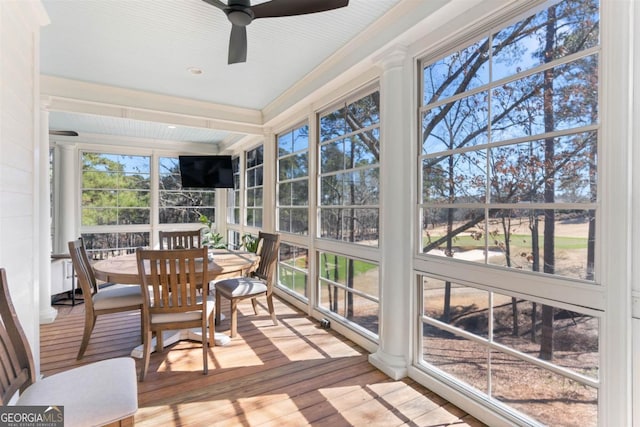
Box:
187 67 203 75
168 125 176 129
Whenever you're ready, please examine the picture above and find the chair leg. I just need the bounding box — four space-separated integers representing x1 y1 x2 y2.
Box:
208 314 215 347
155 329 164 353
251 297 259 315
77 314 97 360
230 299 238 338
140 329 152 382
266 294 278 326
215 289 222 325
202 325 208 375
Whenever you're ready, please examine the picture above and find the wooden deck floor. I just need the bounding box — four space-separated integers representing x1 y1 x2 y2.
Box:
41 296 485 427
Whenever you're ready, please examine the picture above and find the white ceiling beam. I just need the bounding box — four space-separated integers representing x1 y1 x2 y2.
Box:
41 75 264 135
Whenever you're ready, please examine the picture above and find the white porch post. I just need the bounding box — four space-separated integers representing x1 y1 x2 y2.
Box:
368 45 412 379
39 102 57 324
56 143 77 254
262 128 276 232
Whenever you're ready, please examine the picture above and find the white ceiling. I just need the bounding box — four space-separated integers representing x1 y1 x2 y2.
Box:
40 0 403 146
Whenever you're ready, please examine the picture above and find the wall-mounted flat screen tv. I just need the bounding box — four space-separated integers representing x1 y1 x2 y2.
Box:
178 155 234 189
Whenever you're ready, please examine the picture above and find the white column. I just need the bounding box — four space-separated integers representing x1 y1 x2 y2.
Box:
56 143 77 254
368 46 412 379
262 129 276 232
39 101 57 324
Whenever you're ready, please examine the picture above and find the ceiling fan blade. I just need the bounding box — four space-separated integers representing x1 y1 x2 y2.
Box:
252 0 349 19
228 24 247 64
201 0 228 12
49 130 78 136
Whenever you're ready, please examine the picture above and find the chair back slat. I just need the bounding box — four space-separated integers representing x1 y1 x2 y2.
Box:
159 230 202 250
0 269 35 405
252 232 280 291
68 238 99 298
137 248 208 315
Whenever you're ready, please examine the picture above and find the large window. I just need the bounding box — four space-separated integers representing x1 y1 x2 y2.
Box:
81 152 151 255
277 124 309 235
417 1 600 425
319 90 380 246
245 146 263 228
317 89 381 339
419 0 598 281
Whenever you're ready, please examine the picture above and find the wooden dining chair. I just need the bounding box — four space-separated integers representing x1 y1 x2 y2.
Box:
158 229 202 249
68 238 144 360
0 268 138 426
215 232 281 338
135 247 215 381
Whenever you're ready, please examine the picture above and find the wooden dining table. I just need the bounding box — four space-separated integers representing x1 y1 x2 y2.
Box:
93 248 259 284
92 248 259 355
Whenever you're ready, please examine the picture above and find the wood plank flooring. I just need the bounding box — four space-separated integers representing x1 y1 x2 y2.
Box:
41 296 485 427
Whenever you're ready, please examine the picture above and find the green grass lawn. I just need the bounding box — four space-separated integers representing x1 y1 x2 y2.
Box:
423 233 588 251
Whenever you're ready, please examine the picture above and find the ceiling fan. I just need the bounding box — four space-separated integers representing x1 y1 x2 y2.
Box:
202 0 350 64
49 130 78 136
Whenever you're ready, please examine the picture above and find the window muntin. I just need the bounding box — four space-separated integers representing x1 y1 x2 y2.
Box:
419 0 599 282
158 157 215 224
277 124 309 235
81 153 151 226
227 156 241 225
319 91 380 246
245 146 263 228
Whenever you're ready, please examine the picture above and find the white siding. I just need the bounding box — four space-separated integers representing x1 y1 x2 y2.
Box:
0 0 48 369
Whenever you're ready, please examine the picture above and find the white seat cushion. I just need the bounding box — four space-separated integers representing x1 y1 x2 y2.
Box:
93 284 143 310
17 357 138 427
151 294 215 324
216 277 267 297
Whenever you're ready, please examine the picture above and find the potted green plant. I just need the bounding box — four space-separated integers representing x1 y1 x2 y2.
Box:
241 233 260 253
198 214 226 249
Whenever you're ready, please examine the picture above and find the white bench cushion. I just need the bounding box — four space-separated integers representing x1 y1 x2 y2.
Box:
17 357 138 427
93 285 143 310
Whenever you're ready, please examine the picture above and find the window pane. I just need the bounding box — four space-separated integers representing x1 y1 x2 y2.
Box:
278 243 309 299
421 92 490 154
423 276 489 337
491 59 598 142
278 131 294 155
422 323 489 393
320 107 347 141
81 232 150 259
279 182 292 206
423 38 490 104
420 208 486 256
422 152 487 203
492 293 599 380
320 208 379 244
319 251 379 337
487 209 595 280
291 181 308 206
491 351 597 427
292 126 309 152
492 3 599 81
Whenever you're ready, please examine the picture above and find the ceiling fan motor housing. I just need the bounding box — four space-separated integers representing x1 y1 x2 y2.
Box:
227 8 254 26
